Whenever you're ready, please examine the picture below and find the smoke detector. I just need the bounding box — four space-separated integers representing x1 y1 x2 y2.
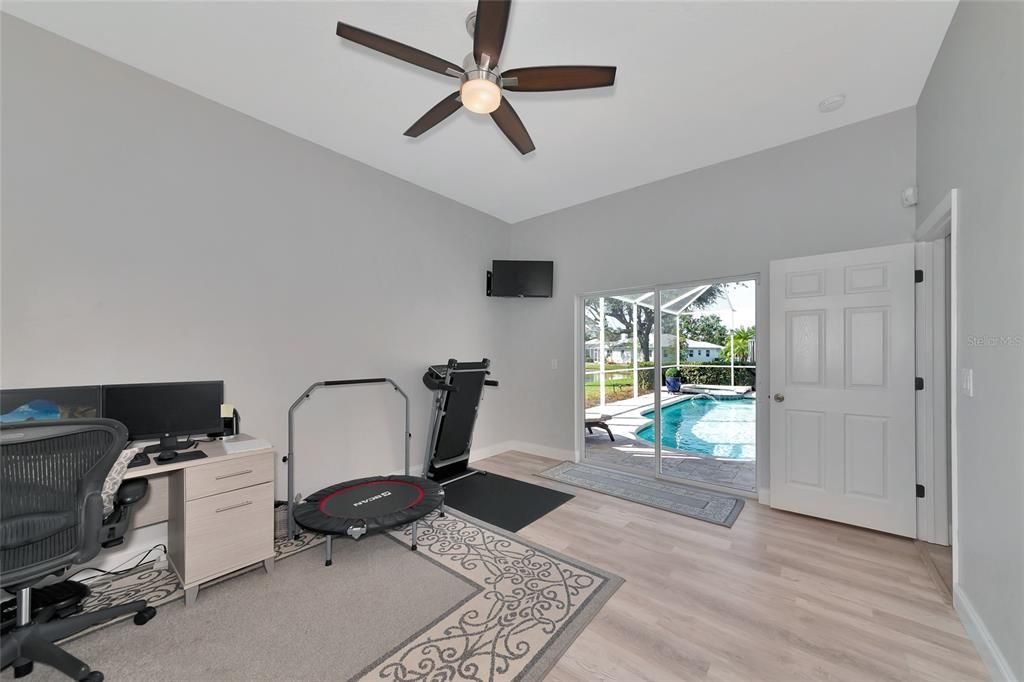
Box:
818 94 846 113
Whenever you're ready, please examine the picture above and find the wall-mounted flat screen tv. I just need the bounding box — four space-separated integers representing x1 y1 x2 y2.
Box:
489 260 554 298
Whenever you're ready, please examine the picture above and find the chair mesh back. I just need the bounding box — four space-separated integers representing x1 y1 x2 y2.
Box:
1 421 125 581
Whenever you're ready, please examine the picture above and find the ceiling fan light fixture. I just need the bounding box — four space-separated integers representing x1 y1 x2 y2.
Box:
460 77 501 114
336 1 617 154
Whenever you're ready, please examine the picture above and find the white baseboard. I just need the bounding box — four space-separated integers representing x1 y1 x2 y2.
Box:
954 583 1018 681
758 487 771 506
470 440 575 463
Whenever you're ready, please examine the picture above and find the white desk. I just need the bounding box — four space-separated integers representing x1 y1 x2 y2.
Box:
125 435 276 605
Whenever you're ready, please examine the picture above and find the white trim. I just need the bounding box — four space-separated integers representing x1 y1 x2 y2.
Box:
954 584 1018 681
949 191 959 584
914 189 955 241
913 189 960 580
758 487 771 506
573 295 584 463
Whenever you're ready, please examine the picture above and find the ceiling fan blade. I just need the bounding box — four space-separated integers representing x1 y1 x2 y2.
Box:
490 97 535 155
501 66 617 92
337 22 462 77
404 92 463 137
473 0 511 68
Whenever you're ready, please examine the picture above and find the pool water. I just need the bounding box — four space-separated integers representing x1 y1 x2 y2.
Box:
636 397 755 460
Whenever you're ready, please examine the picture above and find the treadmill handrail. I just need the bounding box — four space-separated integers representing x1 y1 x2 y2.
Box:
286 377 411 539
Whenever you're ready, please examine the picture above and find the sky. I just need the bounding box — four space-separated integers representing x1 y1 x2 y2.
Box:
690 280 756 330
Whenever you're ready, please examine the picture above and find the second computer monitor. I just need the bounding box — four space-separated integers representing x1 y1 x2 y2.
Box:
101 381 224 442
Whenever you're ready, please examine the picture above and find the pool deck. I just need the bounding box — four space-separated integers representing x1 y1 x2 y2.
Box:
585 388 756 493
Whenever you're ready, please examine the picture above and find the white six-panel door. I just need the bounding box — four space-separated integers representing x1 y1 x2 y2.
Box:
769 244 917 537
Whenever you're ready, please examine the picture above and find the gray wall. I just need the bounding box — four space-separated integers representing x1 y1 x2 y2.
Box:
503 107 918 490
1 16 511 504
916 2 1024 678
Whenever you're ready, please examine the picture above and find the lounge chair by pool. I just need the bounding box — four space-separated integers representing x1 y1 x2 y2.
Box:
585 412 614 441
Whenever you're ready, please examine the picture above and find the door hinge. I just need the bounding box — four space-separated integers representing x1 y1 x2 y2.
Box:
915 269 924 283
915 377 925 390
916 484 926 498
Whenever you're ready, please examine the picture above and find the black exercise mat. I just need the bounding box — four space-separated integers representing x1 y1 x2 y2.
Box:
441 472 574 533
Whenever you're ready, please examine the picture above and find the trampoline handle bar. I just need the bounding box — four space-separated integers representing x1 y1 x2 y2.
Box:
485 380 499 387
323 378 387 386
286 376 411 539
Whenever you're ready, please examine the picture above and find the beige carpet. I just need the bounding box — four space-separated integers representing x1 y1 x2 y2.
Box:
22 534 475 681
11 511 622 681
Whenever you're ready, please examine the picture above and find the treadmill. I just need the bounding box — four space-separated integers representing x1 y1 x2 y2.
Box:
421 359 498 485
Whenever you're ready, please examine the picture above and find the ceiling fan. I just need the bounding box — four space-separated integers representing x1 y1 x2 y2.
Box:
336 0 617 155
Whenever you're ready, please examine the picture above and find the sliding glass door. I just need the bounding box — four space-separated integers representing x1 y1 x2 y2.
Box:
582 289 658 473
580 278 758 493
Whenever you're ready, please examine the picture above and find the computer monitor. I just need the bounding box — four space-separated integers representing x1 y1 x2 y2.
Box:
1 385 102 424
101 381 224 453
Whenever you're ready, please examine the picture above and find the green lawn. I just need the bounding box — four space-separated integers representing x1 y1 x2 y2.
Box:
584 377 657 408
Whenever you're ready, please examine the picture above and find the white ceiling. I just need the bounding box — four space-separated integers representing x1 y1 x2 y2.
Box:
4 1 956 223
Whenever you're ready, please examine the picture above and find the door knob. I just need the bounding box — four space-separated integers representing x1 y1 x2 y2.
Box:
773 393 785 402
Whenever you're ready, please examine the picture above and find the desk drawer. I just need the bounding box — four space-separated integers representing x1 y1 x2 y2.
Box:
184 482 273 583
186 452 273 500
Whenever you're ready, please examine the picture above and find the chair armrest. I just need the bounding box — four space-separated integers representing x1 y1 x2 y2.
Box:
100 479 150 549
117 479 149 507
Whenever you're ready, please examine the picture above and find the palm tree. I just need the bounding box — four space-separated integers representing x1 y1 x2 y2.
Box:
720 326 756 363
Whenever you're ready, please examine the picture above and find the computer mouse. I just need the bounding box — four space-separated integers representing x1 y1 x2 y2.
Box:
156 451 177 462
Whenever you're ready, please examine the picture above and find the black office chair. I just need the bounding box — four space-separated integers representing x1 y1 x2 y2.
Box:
1 419 157 681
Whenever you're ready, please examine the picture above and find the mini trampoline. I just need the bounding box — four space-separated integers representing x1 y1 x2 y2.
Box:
286 378 444 566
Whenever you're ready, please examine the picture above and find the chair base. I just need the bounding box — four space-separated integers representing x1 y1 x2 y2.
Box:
1 586 155 681
2 581 91 635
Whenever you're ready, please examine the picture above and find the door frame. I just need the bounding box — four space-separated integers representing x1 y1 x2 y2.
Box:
574 272 763 497
913 189 959 560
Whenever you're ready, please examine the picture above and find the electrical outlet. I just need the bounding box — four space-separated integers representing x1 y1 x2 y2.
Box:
960 368 974 397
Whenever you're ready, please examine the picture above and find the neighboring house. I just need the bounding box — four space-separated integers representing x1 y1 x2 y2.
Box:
586 335 724 363
685 339 723 361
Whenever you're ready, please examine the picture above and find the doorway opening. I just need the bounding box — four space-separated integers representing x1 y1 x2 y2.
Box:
580 277 757 493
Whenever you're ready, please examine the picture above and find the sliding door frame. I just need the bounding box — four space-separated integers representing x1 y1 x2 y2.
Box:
574 282 658 469
575 272 761 497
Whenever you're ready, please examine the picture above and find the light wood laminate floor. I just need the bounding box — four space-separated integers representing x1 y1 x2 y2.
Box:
475 451 985 681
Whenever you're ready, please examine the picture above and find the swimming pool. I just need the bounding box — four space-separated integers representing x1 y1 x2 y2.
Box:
636 397 755 460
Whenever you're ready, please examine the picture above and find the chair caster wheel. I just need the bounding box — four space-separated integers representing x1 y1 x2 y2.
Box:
13 661 33 678
80 671 103 681
133 606 156 625
325 559 332 567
